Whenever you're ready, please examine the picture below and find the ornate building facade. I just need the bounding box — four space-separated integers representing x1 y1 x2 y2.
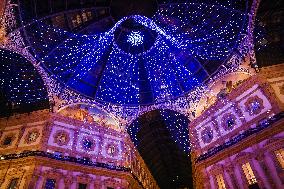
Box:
190 64 284 189
0 110 159 189
0 64 283 189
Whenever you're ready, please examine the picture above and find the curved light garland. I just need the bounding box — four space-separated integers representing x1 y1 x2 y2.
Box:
2 1 253 113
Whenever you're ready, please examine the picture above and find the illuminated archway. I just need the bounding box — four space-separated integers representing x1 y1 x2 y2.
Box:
128 109 193 189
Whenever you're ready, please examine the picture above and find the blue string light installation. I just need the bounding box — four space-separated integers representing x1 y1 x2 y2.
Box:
160 109 191 153
127 31 144 46
128 109 190 154
22 1 250 106
253 20 268 51
0 48 49 115
82 139 93 150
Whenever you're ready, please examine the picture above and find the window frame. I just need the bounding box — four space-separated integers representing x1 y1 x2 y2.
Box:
43 178 57 189
7 178 19 189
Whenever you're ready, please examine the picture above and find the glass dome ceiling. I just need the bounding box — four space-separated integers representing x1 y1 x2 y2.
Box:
20 0 251 106
0 49 49 116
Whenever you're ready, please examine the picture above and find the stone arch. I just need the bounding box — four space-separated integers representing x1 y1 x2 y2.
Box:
127 109 193 189
128 106 193 127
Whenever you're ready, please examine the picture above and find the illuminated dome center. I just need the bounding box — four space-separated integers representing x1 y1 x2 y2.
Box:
127 31 144 46
113 17 158 55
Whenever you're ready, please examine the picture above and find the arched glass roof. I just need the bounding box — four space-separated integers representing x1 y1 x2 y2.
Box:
0 49 49 117
127 109 192 188
18 0 251 106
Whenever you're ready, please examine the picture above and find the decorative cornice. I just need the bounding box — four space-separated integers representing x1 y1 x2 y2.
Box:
196 111 284 162
0 150 130 172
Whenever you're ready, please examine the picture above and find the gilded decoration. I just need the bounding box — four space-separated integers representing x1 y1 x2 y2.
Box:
106 143 118 156
0 27 8 45
221 113 237 131
41 168 63 189
25 128 40 144
1 133 16 148
53 130 70 146
1 166 31 189
244 95 264 116
103 177 121 189
200 126 213 144
279 84 284 95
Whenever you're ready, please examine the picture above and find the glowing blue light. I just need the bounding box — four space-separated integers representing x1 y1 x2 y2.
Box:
128 110 191 154
28 1 250 105
127 31 144 46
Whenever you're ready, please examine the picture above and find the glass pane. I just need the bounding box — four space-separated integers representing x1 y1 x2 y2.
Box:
8 178 18 189
45 179 56 189
248 183 260 189
78 183 87 189
3 137 12 145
